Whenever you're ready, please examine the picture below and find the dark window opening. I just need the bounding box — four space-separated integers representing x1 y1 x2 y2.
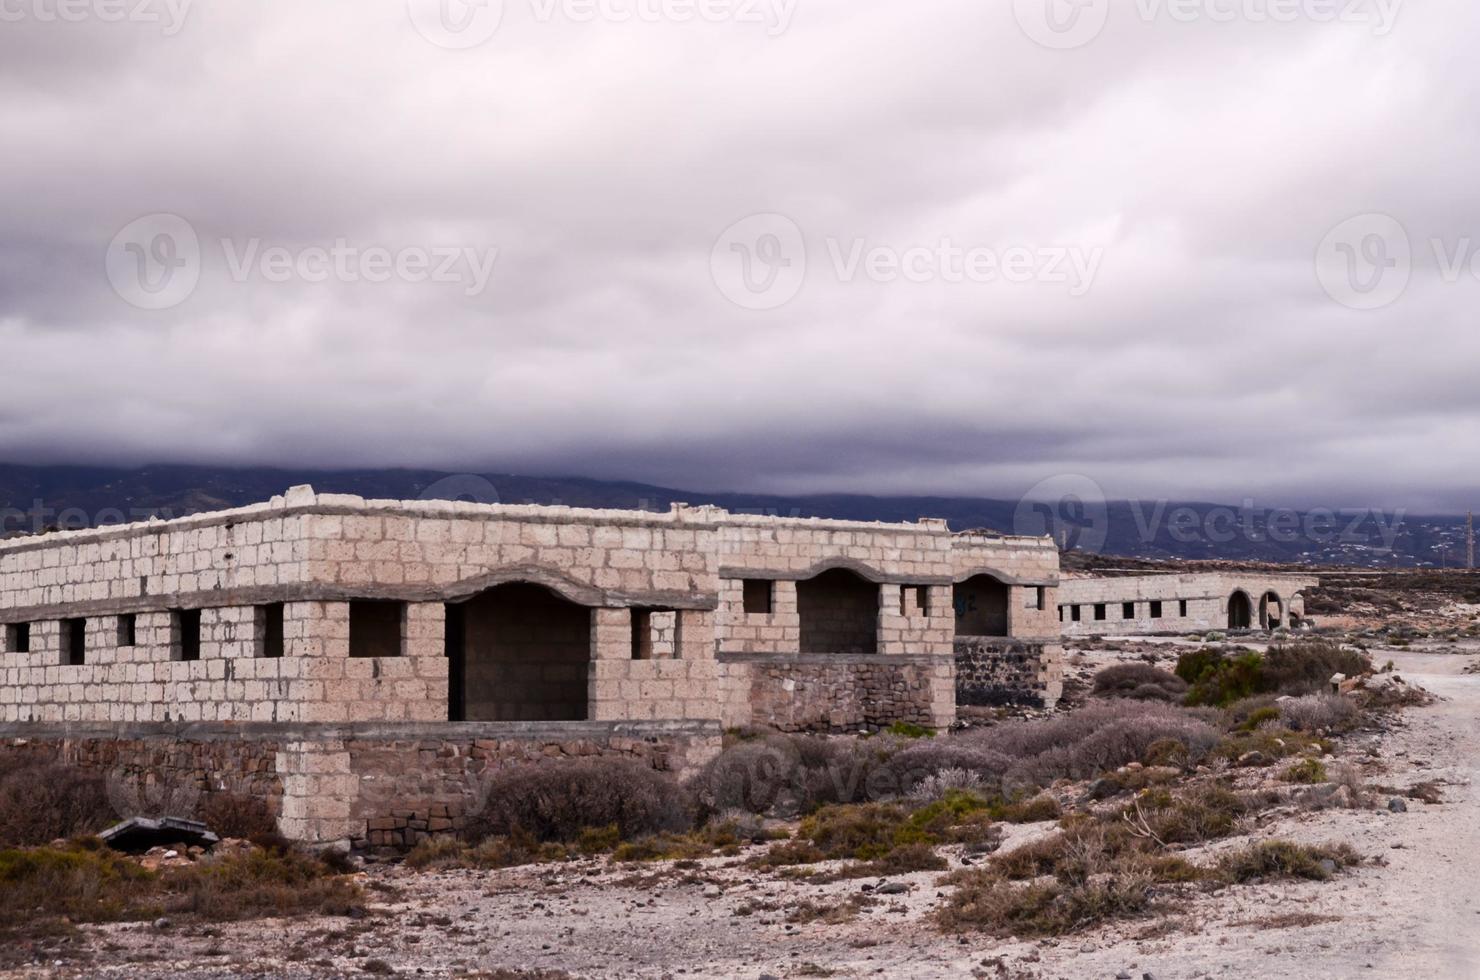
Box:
173 609 201 662
118 614 136 648
349 600 404 658
445 602 466 722
452 583 591 721
1122 602 1136 620
742 579 773 615
1178 599 1189 618
62 618 86 666
1071 605 1082 622
1228 592 1252 630
631 609 653 660
1093 603 1107 621
258 603 285 658
4 623 30 654
798 568 879 654
954 574 1010 637
1035 587 1047 611
1149 601 1164 619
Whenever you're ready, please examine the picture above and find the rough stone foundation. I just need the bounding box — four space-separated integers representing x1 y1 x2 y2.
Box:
716 653 954 733
954 638 1063 710
0 721 720 848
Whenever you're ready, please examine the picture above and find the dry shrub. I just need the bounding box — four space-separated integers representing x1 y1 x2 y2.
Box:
1215 841 1360 883
0 764 115 848
162 848 364 920
1125 784 1266 845
938 869 1155 937
472 759 692 844
196 792 277 840
692 734 901 817
967 702 1222 788
0 839 153 923
1262 643 1372 696
1091 663 1189 703
1278 694 1359 733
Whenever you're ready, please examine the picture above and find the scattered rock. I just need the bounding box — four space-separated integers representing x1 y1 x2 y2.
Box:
1388 798 1408 813
876 882 910 895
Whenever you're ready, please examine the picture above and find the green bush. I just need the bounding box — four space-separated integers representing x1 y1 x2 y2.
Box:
1177 649 1267 707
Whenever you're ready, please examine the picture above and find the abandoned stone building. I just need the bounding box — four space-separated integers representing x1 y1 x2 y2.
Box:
1057 571 1320 638
0 487 1062 845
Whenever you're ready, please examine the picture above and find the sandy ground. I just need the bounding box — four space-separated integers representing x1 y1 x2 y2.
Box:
16 647 1480 980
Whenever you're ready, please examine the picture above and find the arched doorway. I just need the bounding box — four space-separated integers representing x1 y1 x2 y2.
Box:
1259 592 1284 631
447 583 592 721
797 568 878 654
1227 591 1253 630
954 574 1010 637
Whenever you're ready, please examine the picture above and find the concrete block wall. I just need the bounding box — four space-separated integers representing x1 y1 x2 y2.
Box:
0 489 1066 734
1057 572 1320 637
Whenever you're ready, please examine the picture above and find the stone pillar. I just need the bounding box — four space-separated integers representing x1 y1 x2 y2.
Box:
276 739 360 847
773 580 800 652
878 583 905 654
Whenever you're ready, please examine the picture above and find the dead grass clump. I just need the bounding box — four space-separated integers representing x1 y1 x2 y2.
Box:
747 839 827 868
472 759 692 844
1123 784 1267 846
0 765 115 848
1281 759 1329 785
1278 694 1360 733
404 829 569 871
1215 841 1360 883
1091 663 1189 703
692 734 902 816
937 868 1156 938
0 839 155 923
161 849 365 920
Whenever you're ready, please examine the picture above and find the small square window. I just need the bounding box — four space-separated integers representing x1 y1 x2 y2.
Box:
118 614 137 648
1149 601 1164 619
1178 600 1189 618
1093 604 1107 622
742 579 773 616
349 600 404 658
1122 602 1136 620
4 623 30 654
1071 605 1082 623
62 618 86 666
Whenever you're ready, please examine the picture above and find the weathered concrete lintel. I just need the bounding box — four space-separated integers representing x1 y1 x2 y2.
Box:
0 576 718 625
952 565 1060 587
718 560 953 586
0 719 724 743
717 650 953 667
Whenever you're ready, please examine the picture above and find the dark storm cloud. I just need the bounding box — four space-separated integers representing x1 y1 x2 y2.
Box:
0 0 1476 511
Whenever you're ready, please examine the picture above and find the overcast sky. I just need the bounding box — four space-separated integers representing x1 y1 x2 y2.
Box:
1 0 1476 511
